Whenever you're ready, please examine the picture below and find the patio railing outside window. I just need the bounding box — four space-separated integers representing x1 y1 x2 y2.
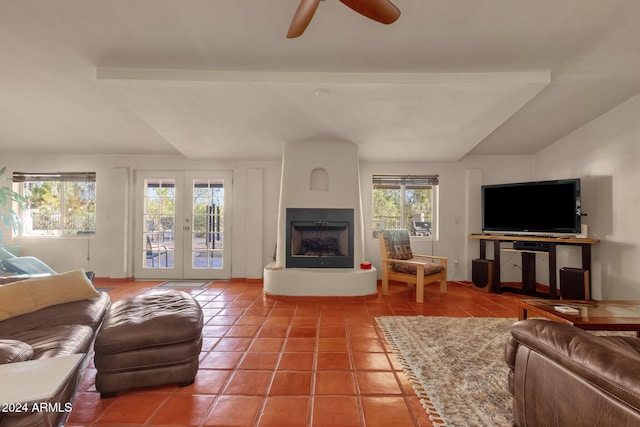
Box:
13 172 96 236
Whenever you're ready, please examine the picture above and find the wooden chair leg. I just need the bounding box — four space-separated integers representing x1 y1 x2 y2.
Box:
416 267 425 303
381 266 389 295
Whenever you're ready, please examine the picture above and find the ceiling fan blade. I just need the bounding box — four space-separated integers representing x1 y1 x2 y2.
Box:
287 0 321 38
339 0 401 24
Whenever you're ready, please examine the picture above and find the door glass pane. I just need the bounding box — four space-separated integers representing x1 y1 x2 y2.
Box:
191 179 224 269
143 178 175 269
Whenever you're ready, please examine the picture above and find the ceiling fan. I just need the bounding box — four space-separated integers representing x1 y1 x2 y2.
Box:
287 0 401 38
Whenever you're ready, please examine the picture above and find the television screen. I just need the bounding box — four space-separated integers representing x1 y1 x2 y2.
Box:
481 178 581 235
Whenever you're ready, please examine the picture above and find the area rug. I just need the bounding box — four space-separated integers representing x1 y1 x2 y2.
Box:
376 316 517 427
156 280 210 288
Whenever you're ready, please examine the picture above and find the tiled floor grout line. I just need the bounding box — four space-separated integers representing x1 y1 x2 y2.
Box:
233 290 271 427
252 296 289 427
198 288 254 427
349 308 371 427
244 292 262 420
306 304 320 427
369 301 423 427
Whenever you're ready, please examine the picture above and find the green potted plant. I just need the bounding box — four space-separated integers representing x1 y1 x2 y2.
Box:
0 166 27 243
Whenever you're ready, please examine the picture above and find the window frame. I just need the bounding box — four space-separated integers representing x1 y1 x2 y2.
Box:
372 174 439 240
13 172 97 237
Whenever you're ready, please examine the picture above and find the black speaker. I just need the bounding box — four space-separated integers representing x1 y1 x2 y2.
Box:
472 259 493 293
560 267 590 300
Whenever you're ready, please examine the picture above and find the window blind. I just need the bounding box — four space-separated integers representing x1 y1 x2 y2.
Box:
372 174 439 189
13 172 96 182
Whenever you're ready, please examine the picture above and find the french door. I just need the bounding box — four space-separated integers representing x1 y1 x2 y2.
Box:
134 171 232 280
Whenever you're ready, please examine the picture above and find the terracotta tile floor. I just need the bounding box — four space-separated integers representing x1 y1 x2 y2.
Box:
67 279 522 426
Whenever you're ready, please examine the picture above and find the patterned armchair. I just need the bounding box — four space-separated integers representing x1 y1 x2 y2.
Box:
377 229 447 303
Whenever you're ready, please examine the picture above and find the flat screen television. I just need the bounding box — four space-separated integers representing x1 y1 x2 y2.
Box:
481 178 581 235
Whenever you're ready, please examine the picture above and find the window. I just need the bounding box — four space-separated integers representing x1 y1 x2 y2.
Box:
13 172 96 236
372 174 439 238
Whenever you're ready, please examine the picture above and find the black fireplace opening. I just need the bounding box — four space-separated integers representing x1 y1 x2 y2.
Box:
286 208 354 268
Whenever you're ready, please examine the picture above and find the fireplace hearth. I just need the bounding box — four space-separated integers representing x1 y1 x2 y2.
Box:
286 208 354 268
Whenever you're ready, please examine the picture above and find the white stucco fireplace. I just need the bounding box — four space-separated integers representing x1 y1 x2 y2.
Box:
263 140 377 297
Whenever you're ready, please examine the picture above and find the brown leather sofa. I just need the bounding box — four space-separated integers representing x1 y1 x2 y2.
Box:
505 319 640 426
0 290 110 426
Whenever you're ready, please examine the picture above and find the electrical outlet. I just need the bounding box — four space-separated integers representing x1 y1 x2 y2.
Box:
454 260 459 267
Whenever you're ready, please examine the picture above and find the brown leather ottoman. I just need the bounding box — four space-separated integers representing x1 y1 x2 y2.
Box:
94 290 203 398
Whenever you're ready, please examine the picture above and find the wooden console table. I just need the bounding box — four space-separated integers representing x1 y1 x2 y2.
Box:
468 234 599 298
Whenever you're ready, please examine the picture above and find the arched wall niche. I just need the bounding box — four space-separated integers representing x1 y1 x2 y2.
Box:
310 167 329 191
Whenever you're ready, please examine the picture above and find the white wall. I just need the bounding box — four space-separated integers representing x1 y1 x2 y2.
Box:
533 93 640 300
3 152 536 282
360 93 640 298
360 156 534 283
361 89 640 298
4 89 637 296
1 154 281 280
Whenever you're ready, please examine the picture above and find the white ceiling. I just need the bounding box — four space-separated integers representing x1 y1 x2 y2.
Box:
1 0 640 162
